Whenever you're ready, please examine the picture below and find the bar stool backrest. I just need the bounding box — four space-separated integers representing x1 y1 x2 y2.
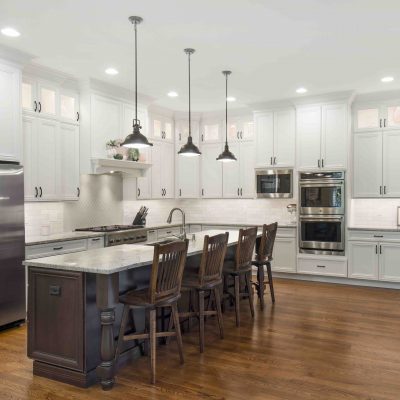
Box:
257 223 278 261
149 239 189 304
235 227 257 270
199 232 229 286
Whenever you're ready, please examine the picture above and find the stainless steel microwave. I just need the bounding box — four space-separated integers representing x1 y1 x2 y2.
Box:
255 169 293 198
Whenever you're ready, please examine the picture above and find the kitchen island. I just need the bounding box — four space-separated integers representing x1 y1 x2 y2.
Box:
23 229 253 390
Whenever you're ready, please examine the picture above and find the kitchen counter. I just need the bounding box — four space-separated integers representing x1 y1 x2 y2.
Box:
348 226 400 232
187 221 297 228
25 231 105 246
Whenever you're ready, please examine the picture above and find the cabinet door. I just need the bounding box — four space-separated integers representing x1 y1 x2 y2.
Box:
273 109 295 167
379 243 400 282
353 132 382 198
255 113 274 167
385 104 400 130
151 141 163 199
382 130 400 197
239 141 255 198
0 63 21 162
227 120 241 142
296 106 321 169
348 241 379 280
175 119 200 148
137 147 152 199
22 116 37 201
164 119 173 141
36 119 59 201
91 95 121 158
176 155 200 198
161 142 174 198
354 105 381 132
151 116 163 140
200 121 221 143
322 103 347 169
241 120 255 141
60 90 79 123
222 143 240 198
271 237 296 273
22 78 37 114
37 81 58 117
60 123 80 200
201 143 223 198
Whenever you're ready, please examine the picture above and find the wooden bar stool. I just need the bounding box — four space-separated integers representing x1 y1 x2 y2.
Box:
178 232 229 353
115 239 189 384
252 223 278 310
223 227 257 327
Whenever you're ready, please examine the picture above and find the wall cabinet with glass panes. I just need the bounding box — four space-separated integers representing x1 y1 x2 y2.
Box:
353 102 400 132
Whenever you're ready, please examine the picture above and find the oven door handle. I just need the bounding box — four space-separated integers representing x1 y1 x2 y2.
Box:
299 181 344 188
299 216 344 222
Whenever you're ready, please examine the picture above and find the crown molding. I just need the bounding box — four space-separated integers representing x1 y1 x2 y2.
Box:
352 90 400 105
0 44 33 67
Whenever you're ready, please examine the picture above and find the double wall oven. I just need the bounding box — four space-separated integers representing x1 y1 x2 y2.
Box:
299 171 345 255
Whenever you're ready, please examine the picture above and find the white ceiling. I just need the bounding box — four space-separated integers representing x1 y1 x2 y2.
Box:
1 0 400 112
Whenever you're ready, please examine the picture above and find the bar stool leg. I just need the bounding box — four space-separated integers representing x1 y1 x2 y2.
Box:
266 262 275 303
149 309 156 384
172 303 184 363
214 287 224 339
115 305 129 362
245 271 255 318
258 265 265 310
234 275 240 327
199 290 205 353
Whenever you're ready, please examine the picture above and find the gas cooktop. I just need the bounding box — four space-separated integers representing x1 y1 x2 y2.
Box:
75 225 144 233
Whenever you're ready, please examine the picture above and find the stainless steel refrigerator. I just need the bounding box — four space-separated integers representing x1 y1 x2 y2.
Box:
0 162 25 328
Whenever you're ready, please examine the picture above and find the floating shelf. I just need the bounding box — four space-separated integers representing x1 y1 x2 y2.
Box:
91 158 151 177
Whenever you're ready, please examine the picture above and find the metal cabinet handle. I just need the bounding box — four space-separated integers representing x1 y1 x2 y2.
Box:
317 265 326 268
321 159 324 168
34 187 38 198
318 159 321 168
39 186 43 197
375 245 378 254
373 235 384 238
179 133 181 141
164 188 166 196
380 245 382 254
380 119 382 128
137 188 140 197
380 186 382 195
202 188 204 196
237 188 240 196
274 156 277 165
384 119 386 128
270 157 273 165
77 187 80 197
77 112 80 121
34 101 38 112
38 102 42 113
53 246 63 251
384 186 387 195
201 134 204 141
91 238 101 241
161 188 164 196
179 189 182 196
240 131 243 139
237 131 239 139
240 188 243 196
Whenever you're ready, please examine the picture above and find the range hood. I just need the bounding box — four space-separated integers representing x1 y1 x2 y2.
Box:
90 158 151 177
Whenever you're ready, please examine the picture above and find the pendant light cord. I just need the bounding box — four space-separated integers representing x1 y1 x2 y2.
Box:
134 20 138 124
188 51 192 138
225 73 228 145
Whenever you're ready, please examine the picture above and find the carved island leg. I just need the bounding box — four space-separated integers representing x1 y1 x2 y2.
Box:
96 273 119 390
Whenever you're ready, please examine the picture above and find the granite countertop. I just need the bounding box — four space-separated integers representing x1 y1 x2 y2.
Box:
26 231 106 246
348 226 400 232
187 221 297 228
23 229 250 274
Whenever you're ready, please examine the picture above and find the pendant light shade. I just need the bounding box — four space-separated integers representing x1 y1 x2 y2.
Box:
217 70 237 162
122 16 153 149
178 48 201 156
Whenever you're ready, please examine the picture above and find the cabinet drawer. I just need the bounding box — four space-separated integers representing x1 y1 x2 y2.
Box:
188 224 202 233
87 236 104 249
157 227 181 239
26 239 87 259
348 230 400 242
147 229 157 242
297 256 347 277
277 227 296 238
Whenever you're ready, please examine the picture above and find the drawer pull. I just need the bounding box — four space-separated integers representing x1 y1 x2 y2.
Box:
49 285 61 296
317 265 326 268
53 246 63 250
373 235 383 238
91 238 101 241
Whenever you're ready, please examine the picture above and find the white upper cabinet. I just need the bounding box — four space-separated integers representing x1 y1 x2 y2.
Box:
175 119 200 147
37 81 58 117
385 104 400 129
353 132 382 198
151 141 174 199
150 114 173 141
255 109 295 168
297 103 347 170
60 90 79 123
354 102 400 132
200 143 223 198
227 116 255 142
136 147 152 200
176 155 200 198
59 123 80 200
382 130 400 197
200 119 222 143
0 62 21 163
222 142 255 198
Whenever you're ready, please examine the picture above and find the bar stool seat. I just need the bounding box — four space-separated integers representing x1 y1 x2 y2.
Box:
119 289 180 309
181 274 222 290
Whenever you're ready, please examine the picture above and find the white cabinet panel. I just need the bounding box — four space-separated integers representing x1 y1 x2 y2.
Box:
162 142 174 198
176 155 200 198
322 104 347 169
0 63 21 162
60 123 80 200
22 116 36 201
151 141 174 199
91 95 121 159
382 130 400 197
386 105 400 129
222 143 240 198
297 256 347 277
201 143 223 198
273 109 295 167
353 132 382 198
60 90 79 123
137 147 152 199
271 237 296 273
37 81 58 117
348 241 379 280
200 121 221 143
239 141 255 198
151 142 162 199
354 106 380 132
379 243 400 282
296 106 321 169
255 112 274 167
175 119 199 147
151 114 173 141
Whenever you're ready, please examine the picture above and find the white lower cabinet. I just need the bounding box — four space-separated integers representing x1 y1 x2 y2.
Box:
297 255 347 277
200 143 223 198
348 241 379 280
379 243 400 282
271 236 296 273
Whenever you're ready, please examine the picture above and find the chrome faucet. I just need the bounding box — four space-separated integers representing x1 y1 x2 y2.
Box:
167 208 186 240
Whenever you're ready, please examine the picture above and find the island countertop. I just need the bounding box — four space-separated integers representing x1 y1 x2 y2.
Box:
23 229 247 274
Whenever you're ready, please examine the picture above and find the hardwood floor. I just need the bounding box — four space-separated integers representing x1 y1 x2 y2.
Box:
1 278 400 400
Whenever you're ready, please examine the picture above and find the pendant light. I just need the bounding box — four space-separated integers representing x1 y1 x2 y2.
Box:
178 48 201 156
217 71 237 162
121 16 153 149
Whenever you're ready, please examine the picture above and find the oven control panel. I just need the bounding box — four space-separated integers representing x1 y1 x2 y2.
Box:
106 229 148 247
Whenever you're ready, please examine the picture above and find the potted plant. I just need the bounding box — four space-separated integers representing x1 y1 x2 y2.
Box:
106 140 118 158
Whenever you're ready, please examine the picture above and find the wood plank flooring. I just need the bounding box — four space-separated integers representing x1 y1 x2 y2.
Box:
1 278 400 400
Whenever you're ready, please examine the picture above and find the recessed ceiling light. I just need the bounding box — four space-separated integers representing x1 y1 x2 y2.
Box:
381 76 394 83
105 67 119 75
227 96 236 102
1 27 20 37
296 87 308 94
167 91 178 97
